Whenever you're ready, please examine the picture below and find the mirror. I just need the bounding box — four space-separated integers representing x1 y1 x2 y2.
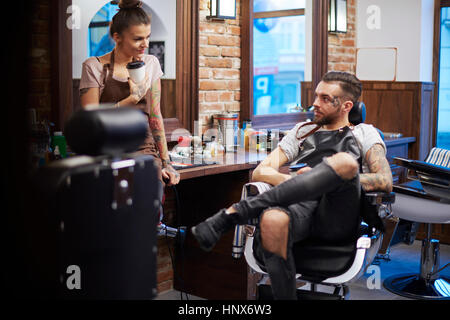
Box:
54 0 198 141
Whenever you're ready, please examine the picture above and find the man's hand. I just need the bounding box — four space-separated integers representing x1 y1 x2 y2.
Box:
296 166 312 175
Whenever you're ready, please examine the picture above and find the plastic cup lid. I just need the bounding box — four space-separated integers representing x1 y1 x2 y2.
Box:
126 61 145 69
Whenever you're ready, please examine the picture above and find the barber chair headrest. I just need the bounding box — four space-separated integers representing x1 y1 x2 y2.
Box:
64 106 148 156
348 102 384 140
349 101 366 126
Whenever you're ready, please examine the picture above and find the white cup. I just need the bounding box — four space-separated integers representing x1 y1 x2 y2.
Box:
126 60 146 83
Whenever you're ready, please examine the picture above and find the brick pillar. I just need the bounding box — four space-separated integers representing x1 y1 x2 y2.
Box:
327 0 357 73
198 0 242 133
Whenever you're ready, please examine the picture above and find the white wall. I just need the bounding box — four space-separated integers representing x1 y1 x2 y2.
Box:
356 0 434 82
420 0 434 82
72 0 176 79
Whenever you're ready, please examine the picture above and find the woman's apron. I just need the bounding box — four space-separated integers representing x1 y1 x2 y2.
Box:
98 50 162 181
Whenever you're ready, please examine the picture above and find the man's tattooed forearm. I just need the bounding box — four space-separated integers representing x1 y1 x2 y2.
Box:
361 144 393 192
360 173 392 192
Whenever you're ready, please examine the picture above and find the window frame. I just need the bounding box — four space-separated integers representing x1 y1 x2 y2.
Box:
433 0 450 146
240 0 328 130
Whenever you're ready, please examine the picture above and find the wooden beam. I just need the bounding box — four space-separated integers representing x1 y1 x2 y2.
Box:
312 0 329 89
254 9 305 19
176 0 199 134
51 0 73 130
240 0 254 126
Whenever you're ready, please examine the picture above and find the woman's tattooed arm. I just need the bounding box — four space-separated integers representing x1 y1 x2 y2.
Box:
360 144 393 192
147 78 180 185
147 78 170 165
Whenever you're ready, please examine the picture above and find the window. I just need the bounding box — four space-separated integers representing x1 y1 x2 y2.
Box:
253 0 305 116
437 6 450 149
253 13 305 115
88 3 118 57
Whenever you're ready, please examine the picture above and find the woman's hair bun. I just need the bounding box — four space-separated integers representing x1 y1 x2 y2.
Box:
111 0 142 9
109 0 150 37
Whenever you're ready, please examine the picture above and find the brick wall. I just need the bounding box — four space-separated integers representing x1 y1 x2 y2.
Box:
327 0 357 73
198 0 242 133
29 0 52 123
156 237 175 293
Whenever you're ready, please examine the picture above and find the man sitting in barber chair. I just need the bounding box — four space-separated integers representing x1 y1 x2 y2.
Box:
192 71 393 300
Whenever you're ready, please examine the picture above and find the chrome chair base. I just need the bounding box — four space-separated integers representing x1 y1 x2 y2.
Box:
384 274 450 300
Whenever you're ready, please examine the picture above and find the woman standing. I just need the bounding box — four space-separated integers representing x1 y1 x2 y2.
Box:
80 0 179 186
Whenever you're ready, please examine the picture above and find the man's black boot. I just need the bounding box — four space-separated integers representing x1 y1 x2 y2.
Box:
263 251 297 300
191 209 243 252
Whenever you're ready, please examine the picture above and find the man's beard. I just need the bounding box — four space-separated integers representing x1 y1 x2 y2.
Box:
313 107 342 126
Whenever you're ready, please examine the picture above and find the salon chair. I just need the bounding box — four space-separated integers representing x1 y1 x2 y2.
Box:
383 147 450 300
232 102 395 300
34 106 160 299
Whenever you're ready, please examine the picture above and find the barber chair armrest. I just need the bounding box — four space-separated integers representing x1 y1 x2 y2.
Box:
394 157 450 181
393 181 440 201
394 157 450 201
360 191 395 235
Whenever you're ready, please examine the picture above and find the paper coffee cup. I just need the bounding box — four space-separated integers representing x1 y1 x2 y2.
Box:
126 60 146 83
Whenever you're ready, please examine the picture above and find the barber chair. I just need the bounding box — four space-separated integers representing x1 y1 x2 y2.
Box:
383 147 450 300
33 106 161 299
232 102 395 300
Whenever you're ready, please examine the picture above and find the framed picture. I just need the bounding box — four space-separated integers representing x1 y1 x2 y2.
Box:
149 41 165 73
